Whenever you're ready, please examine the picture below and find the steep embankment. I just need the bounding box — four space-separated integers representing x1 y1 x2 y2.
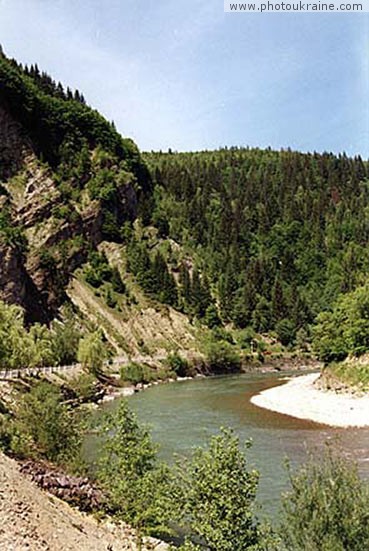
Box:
67 241 204 358
0 51 146 323
0 452 167 551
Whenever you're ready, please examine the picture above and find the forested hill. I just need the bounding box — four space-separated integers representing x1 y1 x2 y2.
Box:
0 48 152 323
1 47 369 363
145 149 369 346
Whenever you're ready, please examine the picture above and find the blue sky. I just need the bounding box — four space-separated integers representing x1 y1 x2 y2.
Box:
0 0 368 155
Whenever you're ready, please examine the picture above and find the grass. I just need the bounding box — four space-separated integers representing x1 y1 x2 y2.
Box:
327 359 369 392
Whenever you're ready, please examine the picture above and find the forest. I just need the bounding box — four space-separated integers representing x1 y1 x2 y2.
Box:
143 149 369 356
1 46 369 550
1 46 369 367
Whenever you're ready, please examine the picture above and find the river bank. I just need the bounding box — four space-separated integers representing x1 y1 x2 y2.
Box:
100 356 321 403
0 452 168 551
251 373 369 427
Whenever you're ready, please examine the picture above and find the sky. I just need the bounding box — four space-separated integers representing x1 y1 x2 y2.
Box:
0 0 368 156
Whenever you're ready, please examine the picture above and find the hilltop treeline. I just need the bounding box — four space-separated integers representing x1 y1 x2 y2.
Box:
2 46 369 361
0 46 144 173
145 149 369 347
0 47 153 227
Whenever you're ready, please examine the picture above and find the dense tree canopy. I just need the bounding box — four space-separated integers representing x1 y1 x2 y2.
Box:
145 149 369 341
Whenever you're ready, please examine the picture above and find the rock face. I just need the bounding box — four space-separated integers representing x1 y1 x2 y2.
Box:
0 242 27 307
0 240 50 323
0 105 32 179
0 103 138 322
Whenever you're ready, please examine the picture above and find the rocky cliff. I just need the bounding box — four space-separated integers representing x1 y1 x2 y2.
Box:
0 56 141 322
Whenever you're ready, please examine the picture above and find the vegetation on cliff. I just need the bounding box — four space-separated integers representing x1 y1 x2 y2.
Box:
145 150 368 344
2 48 369 375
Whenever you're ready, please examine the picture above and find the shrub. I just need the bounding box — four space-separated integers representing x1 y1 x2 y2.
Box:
50 317 81 366
77 330 107 375
279 448 369 551
15 382 83 464
174 429 264 551
275 318 296 346
120 362 152 385
111 266 126 294
204 340 241 373
164 352 189 377
69 373 98 401
97 402 174 548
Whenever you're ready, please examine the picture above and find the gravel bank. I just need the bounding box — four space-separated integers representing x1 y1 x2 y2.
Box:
250 373 369 427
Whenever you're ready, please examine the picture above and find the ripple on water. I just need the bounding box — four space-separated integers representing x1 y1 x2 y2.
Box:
85 371 369 519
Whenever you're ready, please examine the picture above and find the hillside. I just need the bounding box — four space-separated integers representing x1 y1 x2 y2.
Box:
0 49 147 319
144 150 369 339
1 48 369 372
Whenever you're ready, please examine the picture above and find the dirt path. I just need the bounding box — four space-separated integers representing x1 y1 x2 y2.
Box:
0 453 167 551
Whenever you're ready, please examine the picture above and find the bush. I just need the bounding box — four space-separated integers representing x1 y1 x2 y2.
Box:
84 266 103 288
279 448 369 551
164 352 189 377
204 340 241 373
77 330 107 374
111 266 126 294
50 316 81 366
105 287 117 308
275 318 296 346
313 282 369 362
15 382 83 464
174 429 265 551
97 402 174 548
69 373 98 401
120 362 155 385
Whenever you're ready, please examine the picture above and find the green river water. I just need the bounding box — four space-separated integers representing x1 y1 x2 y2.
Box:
85 371 369 518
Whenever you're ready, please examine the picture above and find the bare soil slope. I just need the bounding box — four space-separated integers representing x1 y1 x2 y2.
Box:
0 452 167 551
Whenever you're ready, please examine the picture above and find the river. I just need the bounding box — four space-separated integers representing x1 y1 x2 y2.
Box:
85 371 369 518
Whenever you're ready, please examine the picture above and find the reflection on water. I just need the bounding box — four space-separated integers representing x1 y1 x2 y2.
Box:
85 371 369 518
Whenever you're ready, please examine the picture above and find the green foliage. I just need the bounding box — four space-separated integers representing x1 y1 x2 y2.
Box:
69 372 99 401
0 53 142 170
84 251 113 288
275 318 296 347
146 149 369 340
313 281 369 362
0 300 83 369
39 248 57 273
0 50 153 258
105 287 117 308
111 266 126 293
324 360 369 392
27 324 54 367
0 208 27 251
174 429 262 551
84 253 126 305
203 304 221 328
120 362 151 385
127 239 178 307
15 382 83 464
164 352 190 377
0 301 34 369
204 339 242 373
50 316 81 365
97 402 174 548
77 330 107 374
279 448 369 551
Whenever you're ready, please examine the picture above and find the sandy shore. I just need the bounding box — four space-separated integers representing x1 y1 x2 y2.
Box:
250 373 369 428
